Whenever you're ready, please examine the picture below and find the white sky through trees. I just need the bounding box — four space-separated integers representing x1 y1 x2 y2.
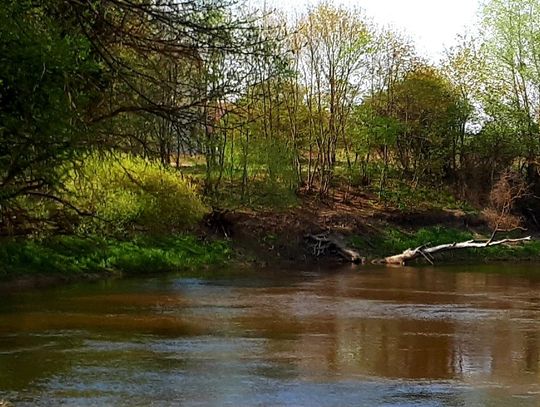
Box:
253 0 481 61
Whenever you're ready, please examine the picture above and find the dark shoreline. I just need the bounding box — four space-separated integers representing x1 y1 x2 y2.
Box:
1 212 538 293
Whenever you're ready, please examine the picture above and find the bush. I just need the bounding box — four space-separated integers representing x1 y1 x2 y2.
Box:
64 152 207 234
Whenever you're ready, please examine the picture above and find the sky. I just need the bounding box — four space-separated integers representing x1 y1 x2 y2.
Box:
254 0 482 61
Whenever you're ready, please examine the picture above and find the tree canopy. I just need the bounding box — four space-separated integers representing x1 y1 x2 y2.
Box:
1 0 540 233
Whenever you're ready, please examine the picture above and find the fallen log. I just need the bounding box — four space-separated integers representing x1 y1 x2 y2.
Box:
306 232 364 264
375 236 532 265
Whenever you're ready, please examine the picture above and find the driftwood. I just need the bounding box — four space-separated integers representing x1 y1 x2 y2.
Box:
306 232 364 264
375 236 532 265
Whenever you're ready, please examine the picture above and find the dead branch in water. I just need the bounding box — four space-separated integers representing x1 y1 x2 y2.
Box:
375 236 532 265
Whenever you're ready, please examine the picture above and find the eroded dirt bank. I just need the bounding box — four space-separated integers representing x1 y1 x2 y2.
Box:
211 190 495 265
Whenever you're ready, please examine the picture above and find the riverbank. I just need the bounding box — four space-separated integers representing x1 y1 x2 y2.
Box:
227 189 540 265
0 234 231 283
1 189 539 286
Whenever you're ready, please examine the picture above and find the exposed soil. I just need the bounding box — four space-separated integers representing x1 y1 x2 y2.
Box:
215 189 488 265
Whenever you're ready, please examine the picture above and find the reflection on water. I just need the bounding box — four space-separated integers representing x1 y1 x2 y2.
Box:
1 264 540 406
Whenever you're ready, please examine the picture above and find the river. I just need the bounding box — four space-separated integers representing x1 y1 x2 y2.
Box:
1 264 540 406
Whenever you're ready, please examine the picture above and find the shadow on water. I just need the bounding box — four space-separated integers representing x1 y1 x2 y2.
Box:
1 263 540 406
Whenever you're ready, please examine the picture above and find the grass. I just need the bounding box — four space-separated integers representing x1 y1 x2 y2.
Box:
207 179 299 211
377 181 474 212
348 226 540 262
182 153 474 214
0 234 231 279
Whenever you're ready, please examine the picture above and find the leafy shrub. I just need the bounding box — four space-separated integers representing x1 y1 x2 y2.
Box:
64 152 207 234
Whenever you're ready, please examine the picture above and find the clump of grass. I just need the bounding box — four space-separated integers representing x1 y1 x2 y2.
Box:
206 179 299 211
480 239 540 261
104 235 231 274
0 235 231 279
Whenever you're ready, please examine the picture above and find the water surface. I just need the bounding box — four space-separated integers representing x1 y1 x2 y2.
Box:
1 264 540 406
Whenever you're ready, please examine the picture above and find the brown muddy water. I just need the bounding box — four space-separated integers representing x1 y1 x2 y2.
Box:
1 264 540 406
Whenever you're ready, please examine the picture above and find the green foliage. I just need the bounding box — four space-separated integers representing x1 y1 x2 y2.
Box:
0 235 230 278
358 65 469 185
63 152 207 234
481 239 540 261
349 226 472 258
387 227 472 253
479 0 540 175
0 0 100 201
207 178 299 211
3 0 540 270
200 88 301 209
103 236 230 274
377 180 472 211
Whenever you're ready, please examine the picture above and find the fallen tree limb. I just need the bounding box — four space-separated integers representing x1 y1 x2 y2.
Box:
487 226 528 243
305 233 364 264
375 236 532 265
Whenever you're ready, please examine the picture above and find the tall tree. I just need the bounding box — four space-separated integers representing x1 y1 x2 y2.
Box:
0 0 100 205
298 4 371 194
481 0 540 185
361 65 467 186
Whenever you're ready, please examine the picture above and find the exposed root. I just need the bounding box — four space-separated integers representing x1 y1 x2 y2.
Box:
305 232 364 264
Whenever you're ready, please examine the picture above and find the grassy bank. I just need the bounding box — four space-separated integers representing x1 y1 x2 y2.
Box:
0 225 538 283
348 226 540 263
0 234 231 279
